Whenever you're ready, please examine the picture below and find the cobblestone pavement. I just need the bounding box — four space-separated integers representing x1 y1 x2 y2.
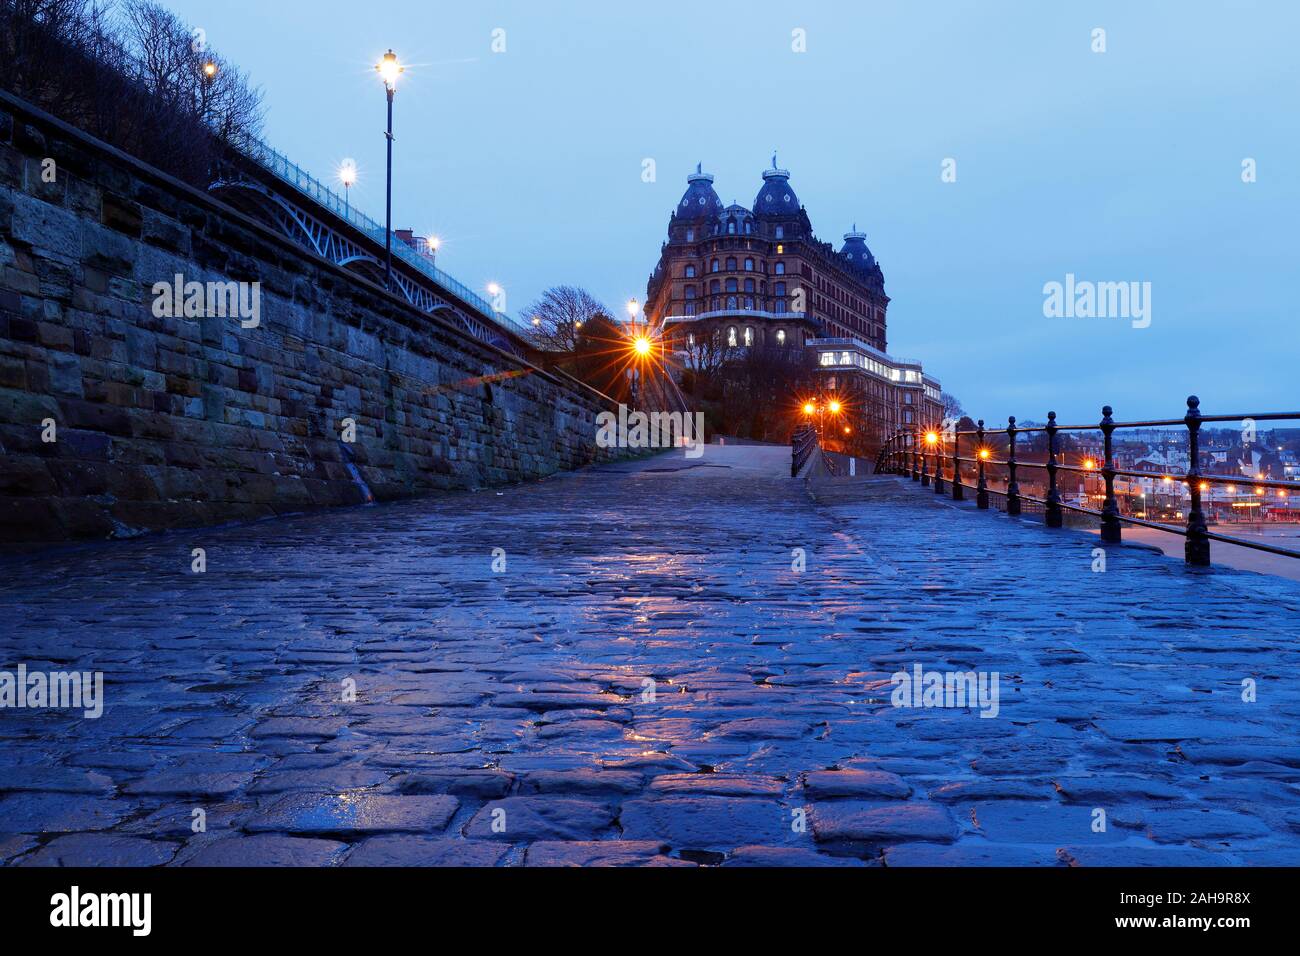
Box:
3 446 1300 866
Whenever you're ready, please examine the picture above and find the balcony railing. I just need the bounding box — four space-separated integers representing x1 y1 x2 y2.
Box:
241 139 527 334
875 396 1300 567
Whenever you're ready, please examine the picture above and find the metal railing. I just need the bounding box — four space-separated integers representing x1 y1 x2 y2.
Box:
875 396 1300 567
240 139 528 335
792 425 818 477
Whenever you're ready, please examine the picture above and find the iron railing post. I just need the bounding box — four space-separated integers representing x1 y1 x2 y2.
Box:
951 426 964 500
920 427 930 487
1100 405 1122 543
1185 395 1211 565
1006 416 1021 516
934 426 945 495
976 419 989 509
1045 410 1063 527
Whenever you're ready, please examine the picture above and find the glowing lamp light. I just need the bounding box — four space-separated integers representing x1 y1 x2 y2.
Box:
633 336 651 356
626 298 639 318
1083 458 1096 470
338 163 358 188
828 400 842 414
376 49 403 88
978 449 990 460
427 236 440 252
925 432 938 446
531 316 541 327
843 426 852 435
202 61 218 79
803 402 816 416
487 282 501 296
1199 482 1209 492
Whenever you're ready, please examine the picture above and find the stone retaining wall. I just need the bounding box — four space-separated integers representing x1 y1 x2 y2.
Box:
0 91 615 543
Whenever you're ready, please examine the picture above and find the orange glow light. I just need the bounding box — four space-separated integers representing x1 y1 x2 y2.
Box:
925 432 938 446
803 402 816 415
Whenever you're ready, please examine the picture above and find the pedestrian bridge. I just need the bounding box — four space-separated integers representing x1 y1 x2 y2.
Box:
2 444 1298 866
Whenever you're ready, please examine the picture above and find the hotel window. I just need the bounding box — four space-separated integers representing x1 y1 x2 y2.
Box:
744 221 752 234
710 279 720 293
775 281 786 296
684 286 696 298
727 295 737 309
743 327 753 346
711 259 719 273
727 221 736 234
685 264 696 278
776 329 786 345
775 226 784 239
775 262 785 275
685 228 694 241
726 257 736 270
685 303 696 316
904 392 913 404
725 278 737 293
744 279 755 293
775 300 787 314
904 409 914 424
744 258 754 271
744 297 753 310
727 327 738 347
687 332 695 347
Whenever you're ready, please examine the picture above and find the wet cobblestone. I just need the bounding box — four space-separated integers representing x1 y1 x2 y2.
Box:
2 449 1299 866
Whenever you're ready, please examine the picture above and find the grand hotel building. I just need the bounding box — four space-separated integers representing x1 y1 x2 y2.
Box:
644 162 942 444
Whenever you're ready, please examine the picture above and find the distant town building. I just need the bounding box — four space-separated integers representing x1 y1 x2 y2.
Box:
644 161 943 439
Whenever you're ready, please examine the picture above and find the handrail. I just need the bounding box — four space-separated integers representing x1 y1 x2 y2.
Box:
876 396 1300 567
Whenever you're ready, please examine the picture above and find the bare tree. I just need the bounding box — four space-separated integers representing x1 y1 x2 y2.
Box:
941 391 965 422
522 286 609 351
0 0 264 184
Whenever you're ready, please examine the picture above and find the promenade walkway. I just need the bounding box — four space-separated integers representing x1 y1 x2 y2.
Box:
2 444 1298 866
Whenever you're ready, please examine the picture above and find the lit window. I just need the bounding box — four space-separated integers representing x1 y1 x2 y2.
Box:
820 352 834 366
776 244 784 254
728 327 738 347
688 332 695 346
744 327 753 346
776 329 786 345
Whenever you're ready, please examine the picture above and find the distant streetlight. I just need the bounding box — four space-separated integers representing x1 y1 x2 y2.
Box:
925 431 938 446
199 60 218 118
375 49 404 291
633 336 651 356
338 160 358 217
426 235 440 265
803 402 816 416
827 400 842 415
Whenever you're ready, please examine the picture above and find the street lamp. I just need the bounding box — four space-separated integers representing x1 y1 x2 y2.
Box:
426 235 440 265
338 160 358 218
375 49 404 291
199 60 218 119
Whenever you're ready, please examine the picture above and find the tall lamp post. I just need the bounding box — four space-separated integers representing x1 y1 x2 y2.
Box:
375 50 404 291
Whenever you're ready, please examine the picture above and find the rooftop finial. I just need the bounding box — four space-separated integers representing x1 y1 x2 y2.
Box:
772 151 778 169
696 161 702 174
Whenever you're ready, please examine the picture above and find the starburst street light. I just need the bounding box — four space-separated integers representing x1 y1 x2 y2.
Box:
803 402 816 416
338 160 358 217
633 336 651 356
375 49 404 291
925 431 939 446
827 400 842 415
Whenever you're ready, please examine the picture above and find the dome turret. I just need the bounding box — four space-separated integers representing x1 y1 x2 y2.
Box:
674 163 723 221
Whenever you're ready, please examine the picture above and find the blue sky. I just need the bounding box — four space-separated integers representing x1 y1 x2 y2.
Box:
162 0 1297 424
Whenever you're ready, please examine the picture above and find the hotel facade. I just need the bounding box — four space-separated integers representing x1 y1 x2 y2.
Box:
644 162 943 446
